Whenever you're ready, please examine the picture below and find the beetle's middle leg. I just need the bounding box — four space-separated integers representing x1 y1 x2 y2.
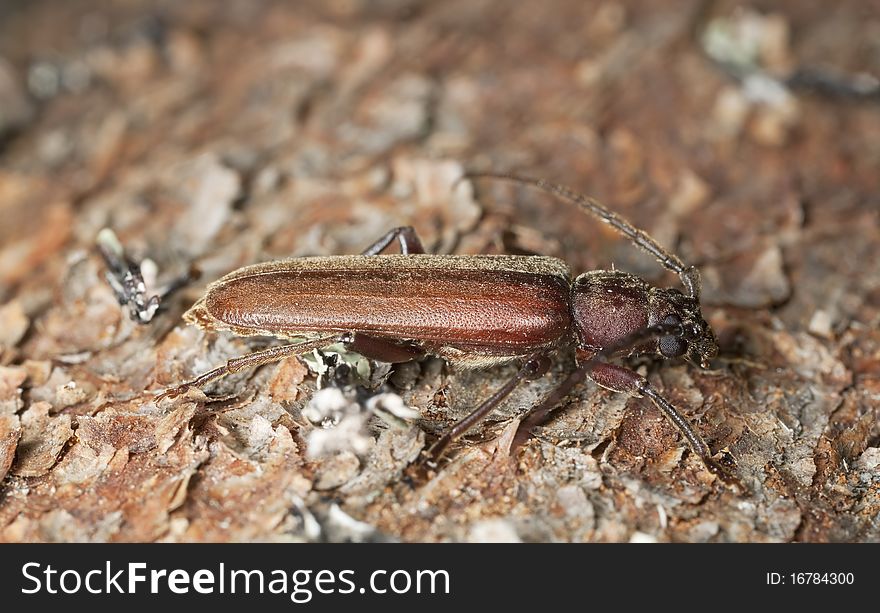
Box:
361 226 426 255
416 353 551 469
157 333 341 401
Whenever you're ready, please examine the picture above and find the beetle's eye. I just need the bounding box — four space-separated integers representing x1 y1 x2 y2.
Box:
659 334 688 358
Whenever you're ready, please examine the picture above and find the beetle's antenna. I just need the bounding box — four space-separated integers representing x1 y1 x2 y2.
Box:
466 172 702 300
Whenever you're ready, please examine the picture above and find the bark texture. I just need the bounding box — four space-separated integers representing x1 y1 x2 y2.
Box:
0 0 878 542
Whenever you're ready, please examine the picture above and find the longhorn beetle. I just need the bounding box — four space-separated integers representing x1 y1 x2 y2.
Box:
157 173 739 486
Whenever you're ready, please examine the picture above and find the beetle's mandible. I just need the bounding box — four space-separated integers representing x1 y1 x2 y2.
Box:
157 173 739 486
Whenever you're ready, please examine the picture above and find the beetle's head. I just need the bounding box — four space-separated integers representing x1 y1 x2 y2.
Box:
650 288 718 368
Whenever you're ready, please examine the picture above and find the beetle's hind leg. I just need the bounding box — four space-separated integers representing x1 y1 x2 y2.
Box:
361 226 426 255
344 333 425 363
157 333 341 401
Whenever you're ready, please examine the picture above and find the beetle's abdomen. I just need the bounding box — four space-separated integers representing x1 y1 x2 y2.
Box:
191 255 572 355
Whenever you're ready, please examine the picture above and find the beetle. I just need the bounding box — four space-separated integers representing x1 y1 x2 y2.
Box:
157 173 738 485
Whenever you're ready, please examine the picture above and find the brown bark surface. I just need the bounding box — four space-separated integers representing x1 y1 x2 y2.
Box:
0 0 878 542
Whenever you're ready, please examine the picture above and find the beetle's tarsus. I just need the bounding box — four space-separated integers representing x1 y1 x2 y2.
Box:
156 384 189 402
704 449 746 493
407 452 439 484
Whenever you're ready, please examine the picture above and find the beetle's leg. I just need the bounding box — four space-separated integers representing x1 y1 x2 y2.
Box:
417 353 551 469
513 359 741 488
506 320 741 487
511 319 688 448
511 363 591 450
591 363 740 488
361 226 426 255
157 333 340 401
345 333 425 363
587 362 712 457
511 321 685 449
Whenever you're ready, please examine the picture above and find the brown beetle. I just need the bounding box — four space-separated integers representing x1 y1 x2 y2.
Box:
158 173 737 485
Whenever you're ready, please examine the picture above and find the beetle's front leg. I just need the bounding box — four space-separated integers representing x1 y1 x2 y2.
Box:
512 360 741 489
586 362 740 488
586 363 711 453
361 226 426 255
